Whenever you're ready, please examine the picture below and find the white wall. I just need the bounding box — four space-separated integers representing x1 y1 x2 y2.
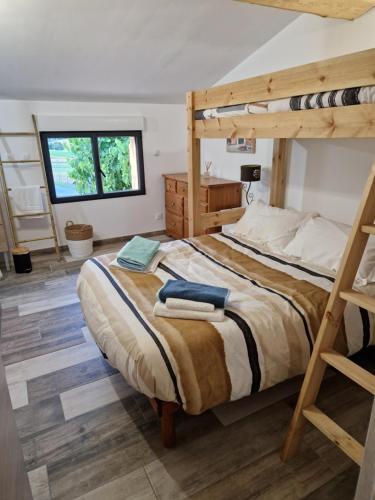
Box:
0 100 186 249
202 10 375 224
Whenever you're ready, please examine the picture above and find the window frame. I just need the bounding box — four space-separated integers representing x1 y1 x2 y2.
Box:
40 130 146 204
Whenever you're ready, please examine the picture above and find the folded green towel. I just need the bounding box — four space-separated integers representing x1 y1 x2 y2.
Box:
117 236 160 271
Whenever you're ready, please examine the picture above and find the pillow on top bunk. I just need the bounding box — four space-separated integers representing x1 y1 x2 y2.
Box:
283 216 375 285
231 200 312 253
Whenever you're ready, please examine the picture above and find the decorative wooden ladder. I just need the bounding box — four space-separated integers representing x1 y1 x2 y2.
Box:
0 115 60 260
281 162 375 467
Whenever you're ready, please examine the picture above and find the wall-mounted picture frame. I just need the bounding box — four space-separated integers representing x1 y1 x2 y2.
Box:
226 138 256 153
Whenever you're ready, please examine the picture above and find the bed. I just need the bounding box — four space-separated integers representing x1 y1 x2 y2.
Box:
78 48 375 457
77 232 374 443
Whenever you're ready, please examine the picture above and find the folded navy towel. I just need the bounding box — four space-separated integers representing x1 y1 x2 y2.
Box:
158 280 229 309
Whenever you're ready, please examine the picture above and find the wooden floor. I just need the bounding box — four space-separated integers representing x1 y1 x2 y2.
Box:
0 241 373 500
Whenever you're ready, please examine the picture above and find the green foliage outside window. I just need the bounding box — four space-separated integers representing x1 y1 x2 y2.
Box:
67 136 132 194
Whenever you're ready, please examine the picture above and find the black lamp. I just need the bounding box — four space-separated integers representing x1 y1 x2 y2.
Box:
240 165 261 204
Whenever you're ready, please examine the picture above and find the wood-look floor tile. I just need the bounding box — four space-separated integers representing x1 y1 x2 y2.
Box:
18 293 79 316
0 328 41 353
60 373 135 420
1 301 84 338
14 395 65 440
1 302 86 365
303 465 358 499
145 401 292 500
28 465 51 500
74 467 156 500
27 357 117 404
189 449 297 500
1 273 77 309
0 306 40 338
41 404 159 499
1 330 85 366
0 281 46 305
5 341 100 384
8 380 28 409
23 398 145 471
213 376 302 426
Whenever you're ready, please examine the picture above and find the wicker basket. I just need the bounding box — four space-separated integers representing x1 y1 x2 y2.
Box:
65 221 93 241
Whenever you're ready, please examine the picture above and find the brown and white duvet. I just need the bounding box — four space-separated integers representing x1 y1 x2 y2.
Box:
77 233 374 415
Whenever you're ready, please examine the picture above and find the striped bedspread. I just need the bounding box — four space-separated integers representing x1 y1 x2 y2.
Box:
77 233 374 415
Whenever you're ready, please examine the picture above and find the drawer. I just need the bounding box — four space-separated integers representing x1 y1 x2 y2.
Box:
184 198 208 214
185 187 208 201
200 187 208 202
166 191 184 216
176 181 187 197
165 178 177 193
175 184 207 201
166 211 183 239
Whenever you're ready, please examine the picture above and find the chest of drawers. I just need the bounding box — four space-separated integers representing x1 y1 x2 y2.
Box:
163 173 242 239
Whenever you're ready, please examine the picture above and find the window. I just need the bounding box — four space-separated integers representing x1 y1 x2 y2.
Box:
40 131 145 203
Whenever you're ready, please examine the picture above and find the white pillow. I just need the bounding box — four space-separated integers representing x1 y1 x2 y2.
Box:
283 216 375 285
231 200 313 253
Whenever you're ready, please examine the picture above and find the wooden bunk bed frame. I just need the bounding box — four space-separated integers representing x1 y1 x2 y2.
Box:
185 48 375 465
187 48 375 237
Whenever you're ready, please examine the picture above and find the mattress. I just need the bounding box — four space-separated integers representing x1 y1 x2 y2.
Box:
77 233 374 415
195 85 375 120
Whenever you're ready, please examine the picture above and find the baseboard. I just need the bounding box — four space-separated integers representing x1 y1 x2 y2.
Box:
30 230 167 256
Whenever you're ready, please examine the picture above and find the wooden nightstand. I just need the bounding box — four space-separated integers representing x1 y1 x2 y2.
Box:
163 173 242 239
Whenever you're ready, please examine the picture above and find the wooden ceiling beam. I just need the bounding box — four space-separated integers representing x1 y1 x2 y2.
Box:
235 1 375 20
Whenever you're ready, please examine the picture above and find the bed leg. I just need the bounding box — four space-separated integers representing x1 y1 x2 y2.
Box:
149 399 178 448
160 402 176 448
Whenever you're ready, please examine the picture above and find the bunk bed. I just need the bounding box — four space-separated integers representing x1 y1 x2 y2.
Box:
78 49 375 455
187 48 375 237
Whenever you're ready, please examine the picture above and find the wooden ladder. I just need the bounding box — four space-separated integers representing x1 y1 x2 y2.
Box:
0 115 60 260
281 162 375 467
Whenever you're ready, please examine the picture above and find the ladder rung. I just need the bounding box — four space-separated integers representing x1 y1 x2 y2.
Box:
340 290 375 313
16 236 54 244
8 186 46 191
0 132 36 137
321 349 375 395
361 224 375 235
302 405 364 466
13 212 50 218
1 160 41 164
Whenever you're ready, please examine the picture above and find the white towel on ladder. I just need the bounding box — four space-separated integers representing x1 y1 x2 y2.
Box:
12 186 44 215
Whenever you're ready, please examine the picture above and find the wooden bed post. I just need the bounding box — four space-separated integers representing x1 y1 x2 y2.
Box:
187 91 201 236
149 398 179 448
270 138 288 208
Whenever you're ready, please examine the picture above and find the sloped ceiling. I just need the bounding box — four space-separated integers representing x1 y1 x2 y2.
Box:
236 0 375 20
0 0 297 103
